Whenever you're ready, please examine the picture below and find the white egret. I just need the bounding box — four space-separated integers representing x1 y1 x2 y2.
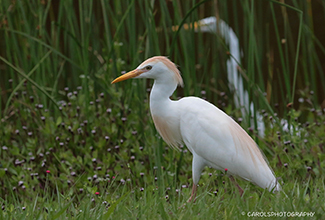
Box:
112 56 281 202
175 16 266 137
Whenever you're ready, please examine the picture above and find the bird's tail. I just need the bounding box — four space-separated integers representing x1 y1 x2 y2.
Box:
269 178 281 192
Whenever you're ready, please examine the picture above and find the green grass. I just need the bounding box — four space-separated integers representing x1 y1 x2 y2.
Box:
0 0 325 219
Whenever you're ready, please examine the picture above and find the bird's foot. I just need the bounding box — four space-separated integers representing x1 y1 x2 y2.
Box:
187 195 197 203
178 195 196 209
178 185 197 209
229 175 244 197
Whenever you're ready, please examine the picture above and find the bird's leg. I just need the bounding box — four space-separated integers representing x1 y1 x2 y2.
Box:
189 155 205 203
187 184 197 203
229 175 244 196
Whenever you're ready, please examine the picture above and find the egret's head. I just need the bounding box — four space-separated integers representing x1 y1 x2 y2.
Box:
111 56 183 87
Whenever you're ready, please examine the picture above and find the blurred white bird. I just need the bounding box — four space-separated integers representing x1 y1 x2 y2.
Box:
112 56 280 202
176 16 266 137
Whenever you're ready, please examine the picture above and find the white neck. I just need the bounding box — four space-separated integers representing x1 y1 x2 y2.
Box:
148 79 182 148
149 80 177 114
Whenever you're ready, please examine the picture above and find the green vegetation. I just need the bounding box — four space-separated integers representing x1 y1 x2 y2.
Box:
0 0 324 219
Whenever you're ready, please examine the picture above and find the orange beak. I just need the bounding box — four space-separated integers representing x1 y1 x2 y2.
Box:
111 69 145 84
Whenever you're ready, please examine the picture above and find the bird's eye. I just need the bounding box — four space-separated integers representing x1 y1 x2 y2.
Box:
145 65 152 70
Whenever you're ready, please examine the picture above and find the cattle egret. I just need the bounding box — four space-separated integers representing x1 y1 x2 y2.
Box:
112 56 281 202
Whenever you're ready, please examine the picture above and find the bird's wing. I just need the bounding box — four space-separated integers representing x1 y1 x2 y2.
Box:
178 97 277 189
